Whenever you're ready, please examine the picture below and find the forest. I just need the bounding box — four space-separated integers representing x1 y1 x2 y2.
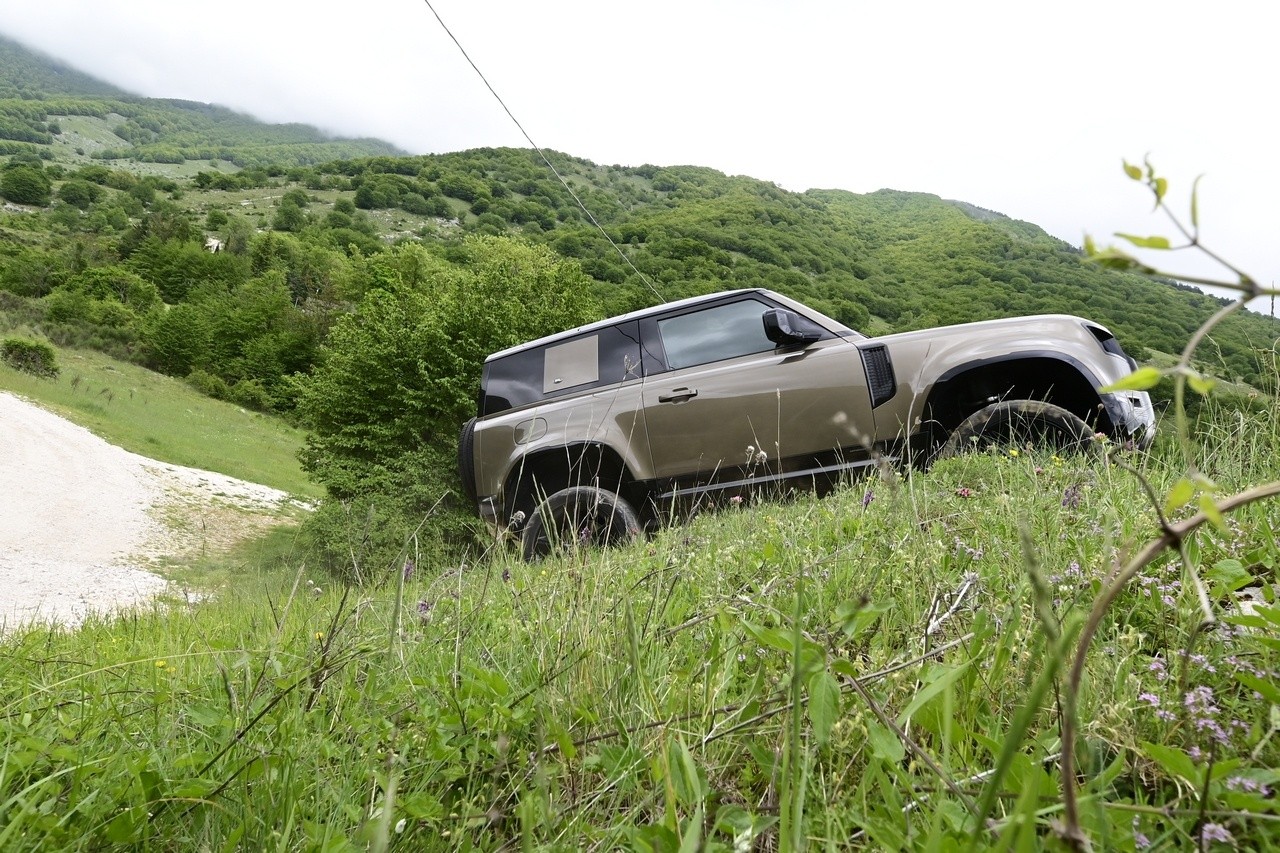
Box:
2 33 1277 568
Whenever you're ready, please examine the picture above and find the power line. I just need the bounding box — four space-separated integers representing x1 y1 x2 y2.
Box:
421 0 665 304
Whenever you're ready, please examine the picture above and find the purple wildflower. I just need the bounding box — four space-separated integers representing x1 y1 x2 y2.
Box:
862 489 874 509
416 600 434 622
1062 484 1082 508
403 559 415 581
1132 817 1151 849
1201 823 1234 845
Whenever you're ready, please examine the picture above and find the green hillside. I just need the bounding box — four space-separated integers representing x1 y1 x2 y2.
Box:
0 34 403 168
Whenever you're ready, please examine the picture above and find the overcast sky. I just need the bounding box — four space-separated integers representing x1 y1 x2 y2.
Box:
2 1 1276 312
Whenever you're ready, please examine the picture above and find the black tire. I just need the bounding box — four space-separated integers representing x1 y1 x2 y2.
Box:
939 400 1098 459
521 486 641 561
457 417 479 513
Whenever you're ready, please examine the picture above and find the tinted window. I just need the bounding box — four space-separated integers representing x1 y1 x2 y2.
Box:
657 299 774 370
481 321 641 416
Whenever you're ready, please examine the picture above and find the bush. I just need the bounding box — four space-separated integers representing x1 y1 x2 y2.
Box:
185 368 231 400
1 337 59 378
228 378 273 412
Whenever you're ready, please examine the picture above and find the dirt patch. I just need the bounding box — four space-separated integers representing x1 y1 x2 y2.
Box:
0 391 306 633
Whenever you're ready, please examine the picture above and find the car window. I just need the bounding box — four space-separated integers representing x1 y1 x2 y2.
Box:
657 299 774 370
482 321 641 416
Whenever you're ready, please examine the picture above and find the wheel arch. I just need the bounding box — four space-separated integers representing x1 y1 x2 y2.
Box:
502 441 637 525
921 353 1112 444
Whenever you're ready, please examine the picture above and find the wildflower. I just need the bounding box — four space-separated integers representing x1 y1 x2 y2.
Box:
1226 776 1271 796
861 489 874 508
417 600 434 623
730 495 744 505
1138 692 1161 707
403 559 415 581
1201 823 1234 845
1008 448 1020 458
314 632 324 641
1149 657 1169 681
1051 454 1064 467
955 486 972 498
1062 485 1082 508
155 660 167 668
501 567 511 583
1132 817 1151 849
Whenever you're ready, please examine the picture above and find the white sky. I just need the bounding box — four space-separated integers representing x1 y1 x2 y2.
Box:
2 1 1277 312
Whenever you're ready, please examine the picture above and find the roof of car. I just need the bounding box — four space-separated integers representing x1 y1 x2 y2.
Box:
484 288 773 362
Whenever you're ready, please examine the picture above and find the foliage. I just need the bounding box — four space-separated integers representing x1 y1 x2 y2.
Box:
0 161 51 205
295 237 601 573
0 336 58 377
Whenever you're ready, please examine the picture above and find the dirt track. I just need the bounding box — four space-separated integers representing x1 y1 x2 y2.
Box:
0 391 298 633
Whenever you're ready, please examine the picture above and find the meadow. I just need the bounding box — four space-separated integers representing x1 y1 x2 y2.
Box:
1 391 1277 850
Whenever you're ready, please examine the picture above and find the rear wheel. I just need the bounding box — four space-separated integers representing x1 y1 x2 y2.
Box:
521 486 641 561
940 400 1097 459
458 417 478 512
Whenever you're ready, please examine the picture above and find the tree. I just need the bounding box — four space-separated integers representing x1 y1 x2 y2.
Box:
271 198 307 232
0 164 51 206
144 303 212 375
295 237 601 569
57 178 101 209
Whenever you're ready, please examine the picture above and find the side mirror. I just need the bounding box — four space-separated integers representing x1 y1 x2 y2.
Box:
763 308 821 347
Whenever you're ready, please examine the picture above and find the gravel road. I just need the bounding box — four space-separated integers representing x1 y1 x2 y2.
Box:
1 391 299 633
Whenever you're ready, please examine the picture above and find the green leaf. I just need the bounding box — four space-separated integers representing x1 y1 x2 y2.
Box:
866 720 905 763
1153 177 1169 206
1164 478 1196 515
1123 160 1143 181
896 662 970 725
1206 559 1251 596
1115 232 1172 250
1235 674 1280 705
1186 371 1218 396
678 804 704 853
1141 742 1199 783
807 670 841 745
742 621 793 655
835 600 889 639
1199 493 1227 533
1102 366 1161 392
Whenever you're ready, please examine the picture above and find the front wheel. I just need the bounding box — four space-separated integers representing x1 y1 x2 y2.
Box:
939 400 1098 459
521 486 641 561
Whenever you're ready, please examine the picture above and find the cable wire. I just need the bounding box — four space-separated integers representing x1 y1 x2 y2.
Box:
421 0 665 303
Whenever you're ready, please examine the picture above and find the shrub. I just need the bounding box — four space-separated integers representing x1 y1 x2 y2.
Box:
184 368 230 400
228 378 273 412
1 337 59 378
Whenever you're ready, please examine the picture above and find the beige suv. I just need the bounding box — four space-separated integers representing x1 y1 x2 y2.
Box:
459 288 1154 558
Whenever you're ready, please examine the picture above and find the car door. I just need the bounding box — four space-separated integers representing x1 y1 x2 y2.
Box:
639 295 875 491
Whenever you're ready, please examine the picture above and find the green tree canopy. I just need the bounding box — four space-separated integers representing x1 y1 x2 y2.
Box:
1 162 51 205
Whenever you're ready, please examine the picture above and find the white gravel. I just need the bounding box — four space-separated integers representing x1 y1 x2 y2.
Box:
1 391 301 634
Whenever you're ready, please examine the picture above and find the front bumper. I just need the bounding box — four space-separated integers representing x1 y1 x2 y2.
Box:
1102 390 1156 449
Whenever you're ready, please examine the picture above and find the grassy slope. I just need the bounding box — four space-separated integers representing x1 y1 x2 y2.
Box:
0 346 319 498
1 413 1278 849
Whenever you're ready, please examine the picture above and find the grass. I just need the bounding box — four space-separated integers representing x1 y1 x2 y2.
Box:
0 346 320 499
1 409 1277 850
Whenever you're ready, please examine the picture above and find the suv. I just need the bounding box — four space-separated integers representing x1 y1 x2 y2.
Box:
459 288 1154 558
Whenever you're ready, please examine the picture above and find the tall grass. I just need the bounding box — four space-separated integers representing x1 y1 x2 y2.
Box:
2 409 1276 849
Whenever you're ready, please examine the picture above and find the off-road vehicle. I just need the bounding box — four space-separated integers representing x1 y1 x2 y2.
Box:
459 288 1154 558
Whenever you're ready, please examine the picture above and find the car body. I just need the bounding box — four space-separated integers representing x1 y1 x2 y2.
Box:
459 288 1154 550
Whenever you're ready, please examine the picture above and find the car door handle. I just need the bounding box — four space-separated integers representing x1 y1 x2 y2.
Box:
658 387 698 403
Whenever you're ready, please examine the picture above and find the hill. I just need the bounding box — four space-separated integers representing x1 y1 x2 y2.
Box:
0 34 404 169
